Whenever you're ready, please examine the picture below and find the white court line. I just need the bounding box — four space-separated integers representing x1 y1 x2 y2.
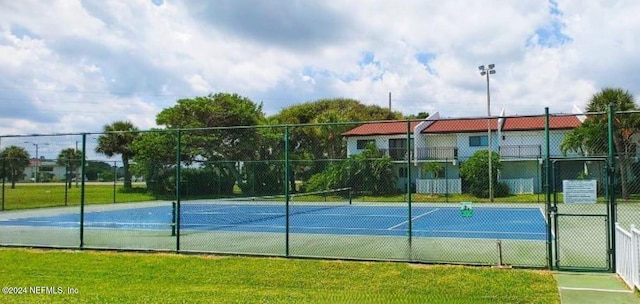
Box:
414 229 546 236
539 207 547 223
12 220 171 227
538 207 557 239
184 211 282 216
177 224 546 238
387 209 440 230
559 287 633 293
302 213 403 218
184 211 405 218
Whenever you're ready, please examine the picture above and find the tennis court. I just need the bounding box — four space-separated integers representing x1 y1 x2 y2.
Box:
0 201 547 241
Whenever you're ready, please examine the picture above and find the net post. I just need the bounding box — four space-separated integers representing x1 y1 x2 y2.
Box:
171 201 177 237
348 187 352 205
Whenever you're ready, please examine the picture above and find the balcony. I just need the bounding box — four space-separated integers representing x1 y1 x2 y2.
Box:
499 145 541 159
416 147 458 160
380 148 412 161
380 147 458 161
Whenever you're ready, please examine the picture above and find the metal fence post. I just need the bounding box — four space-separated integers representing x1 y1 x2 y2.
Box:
406 120 413 253
175 130 182 252
608 104 617 272
284 126 290 257
80 133 87 248
544 108 552 269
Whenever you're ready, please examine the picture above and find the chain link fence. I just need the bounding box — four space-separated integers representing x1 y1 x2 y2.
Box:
1 108 639 270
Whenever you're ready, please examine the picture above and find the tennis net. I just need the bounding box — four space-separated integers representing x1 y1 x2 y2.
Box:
176 188 352 229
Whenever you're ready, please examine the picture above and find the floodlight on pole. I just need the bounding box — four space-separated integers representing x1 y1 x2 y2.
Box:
24 142 49 183
478 64 496 202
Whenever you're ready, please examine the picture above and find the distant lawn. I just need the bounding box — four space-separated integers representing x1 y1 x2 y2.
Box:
0 248 559 303
3 182 634 211
0 183 155 210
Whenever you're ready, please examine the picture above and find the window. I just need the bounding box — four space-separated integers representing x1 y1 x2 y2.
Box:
388 138 414 150
469 135 488 147
387 138 414 160
357 139 375 149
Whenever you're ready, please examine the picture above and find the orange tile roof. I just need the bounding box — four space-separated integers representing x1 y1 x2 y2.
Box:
423 118 499 133
342 115 582 136
501 115 581 131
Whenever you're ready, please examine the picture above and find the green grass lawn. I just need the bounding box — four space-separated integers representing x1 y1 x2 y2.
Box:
0 183 155 210
4 182 637 211
0 248 559 303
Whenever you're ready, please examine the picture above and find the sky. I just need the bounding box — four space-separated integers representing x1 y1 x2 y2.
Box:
1 0 640 139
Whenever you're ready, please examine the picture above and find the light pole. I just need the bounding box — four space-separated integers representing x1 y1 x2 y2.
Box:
479 64 496 202
24 142 49 183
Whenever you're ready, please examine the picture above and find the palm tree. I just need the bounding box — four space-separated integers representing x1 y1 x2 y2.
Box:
0 146 31 189
95 121 139 190
56 148 82 189
314 110 346 160
583 88 638 199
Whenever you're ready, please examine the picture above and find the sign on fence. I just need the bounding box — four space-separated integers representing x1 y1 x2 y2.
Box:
563 180 597 204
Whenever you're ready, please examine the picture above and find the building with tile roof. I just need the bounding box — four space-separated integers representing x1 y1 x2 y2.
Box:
342 111 585 194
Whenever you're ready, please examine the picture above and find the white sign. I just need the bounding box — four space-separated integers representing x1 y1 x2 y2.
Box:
563 180 597 204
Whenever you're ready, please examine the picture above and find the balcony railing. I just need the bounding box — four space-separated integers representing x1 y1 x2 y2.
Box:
380 148 412 161
416 147 458 160
499 145 541 159
380 147 458 161
380 146 540 160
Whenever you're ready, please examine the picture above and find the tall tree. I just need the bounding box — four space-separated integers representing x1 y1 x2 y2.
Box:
271 98 403 191
95 121 139 190
56 148 82 189
0 146 30 189
131 130 180 195
155 93 269 194
406 112 430 119
588 88 639 199
313 110 343 160
561 88 639 198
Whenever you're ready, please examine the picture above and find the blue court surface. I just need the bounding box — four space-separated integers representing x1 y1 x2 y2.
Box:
0 203 548 240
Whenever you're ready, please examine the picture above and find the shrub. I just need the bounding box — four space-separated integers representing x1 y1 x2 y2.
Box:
460 150 508 198
304 145 396 195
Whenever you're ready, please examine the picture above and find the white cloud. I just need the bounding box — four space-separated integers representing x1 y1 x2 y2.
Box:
0 0 639 141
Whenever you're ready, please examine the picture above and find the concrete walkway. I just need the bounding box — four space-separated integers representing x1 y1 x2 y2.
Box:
555 272 639 303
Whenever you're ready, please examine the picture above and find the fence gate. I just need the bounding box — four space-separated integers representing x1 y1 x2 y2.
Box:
550 158 612 271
